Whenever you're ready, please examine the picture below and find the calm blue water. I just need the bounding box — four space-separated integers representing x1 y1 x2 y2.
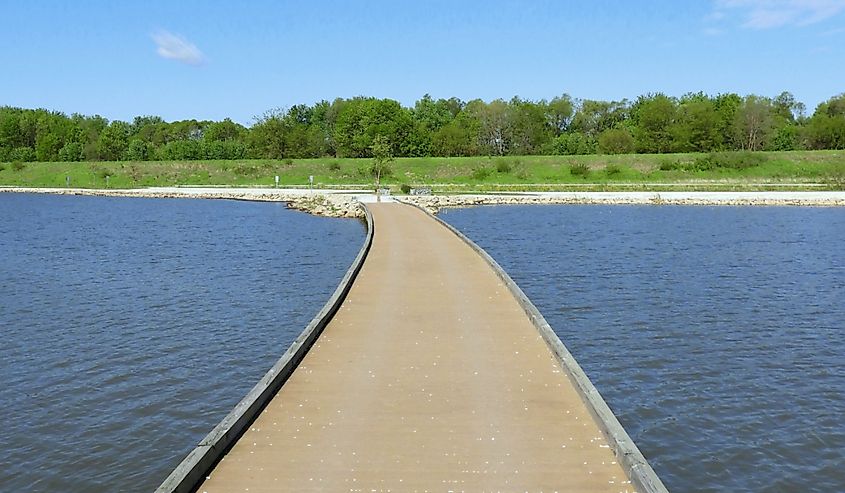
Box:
441 205 845 493
0 194 365 492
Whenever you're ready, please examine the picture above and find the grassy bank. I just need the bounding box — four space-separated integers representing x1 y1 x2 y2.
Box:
1 150 843 191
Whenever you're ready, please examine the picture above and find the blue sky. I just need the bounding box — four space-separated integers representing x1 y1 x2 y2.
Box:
2 0 844 125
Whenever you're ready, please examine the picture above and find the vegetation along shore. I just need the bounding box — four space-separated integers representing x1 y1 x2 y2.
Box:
3 91 843 194
0 151 843 191
3 91 845 164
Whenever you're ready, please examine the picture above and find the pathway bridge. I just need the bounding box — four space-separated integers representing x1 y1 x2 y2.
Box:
158 202 667 492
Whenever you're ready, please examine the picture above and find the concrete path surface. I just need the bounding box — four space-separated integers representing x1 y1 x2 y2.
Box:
198 203 633 492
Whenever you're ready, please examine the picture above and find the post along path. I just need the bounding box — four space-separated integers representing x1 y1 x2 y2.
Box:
198 203 636 492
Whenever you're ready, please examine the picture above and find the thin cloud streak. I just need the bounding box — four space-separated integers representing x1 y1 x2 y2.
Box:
712 0 845 29
151 30 205 65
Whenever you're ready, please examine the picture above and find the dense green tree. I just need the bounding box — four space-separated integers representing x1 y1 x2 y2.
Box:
125 138 153 161
16 110 39 149
545 94 574 136
73 114 108 160
598 127 635 154
549 133 596 155
159 139 202 160
431 116 478 156
713 93 742 150
807 94 845 149
773 91 805 122
96 121 130 161
58 141 84 162
204 118 246 142
131 115 167 146
413 95 455 133
508 97 552 155
4 91 845 164
768 124 801 151
334 98 412 157
735 95 775 151
0 108 24 149
631 94 676 153
469 99 510 155
673 93 721 152
571 99 629 138
248 109 287 159
408 95 460 157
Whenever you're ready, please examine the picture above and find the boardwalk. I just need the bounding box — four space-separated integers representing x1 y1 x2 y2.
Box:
197 203 637 492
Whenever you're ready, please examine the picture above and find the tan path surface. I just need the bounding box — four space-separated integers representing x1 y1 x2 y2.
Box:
199 203 632 492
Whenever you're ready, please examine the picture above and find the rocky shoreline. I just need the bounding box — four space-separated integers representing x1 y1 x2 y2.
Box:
398 192 845 214
0 187 365 218
3 187 845 217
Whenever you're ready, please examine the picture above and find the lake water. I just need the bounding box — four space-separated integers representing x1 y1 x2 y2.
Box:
441 205 845 493
3 197 843 493
0 194 365 492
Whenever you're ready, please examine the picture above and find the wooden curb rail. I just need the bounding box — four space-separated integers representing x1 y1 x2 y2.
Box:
155 204 374 493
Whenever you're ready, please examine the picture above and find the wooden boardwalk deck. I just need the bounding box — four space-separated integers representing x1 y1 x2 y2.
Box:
196 203 643 492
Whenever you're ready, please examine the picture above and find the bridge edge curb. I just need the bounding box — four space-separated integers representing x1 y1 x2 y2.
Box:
400 201 669 493
154 203 374 493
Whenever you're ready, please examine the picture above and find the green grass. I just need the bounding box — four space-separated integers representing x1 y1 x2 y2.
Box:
1 150 843 191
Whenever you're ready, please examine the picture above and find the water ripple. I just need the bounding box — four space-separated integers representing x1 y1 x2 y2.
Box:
0 194 364 492
442 204 845 493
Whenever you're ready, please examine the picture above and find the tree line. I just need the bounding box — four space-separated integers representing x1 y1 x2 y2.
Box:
2 91 844 163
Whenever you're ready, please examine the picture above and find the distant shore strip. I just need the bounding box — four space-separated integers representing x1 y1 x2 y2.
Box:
3 187 845 217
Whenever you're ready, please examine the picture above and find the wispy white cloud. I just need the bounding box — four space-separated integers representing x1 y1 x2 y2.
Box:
711 0 845 29
151 30 205 65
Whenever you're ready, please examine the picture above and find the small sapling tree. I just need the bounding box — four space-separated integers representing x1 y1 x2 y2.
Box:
369 135 394 192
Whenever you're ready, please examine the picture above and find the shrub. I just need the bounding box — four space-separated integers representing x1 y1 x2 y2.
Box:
10 147 35 163
160 140 202 160
231 161 274 177
400 183 411 194
11 161 25 171
472 166 492 180
201 141 246 160
90 164 110 180
605 163 622 176
127 164 142 182
722 151 767 169
569 162 590 177
768 125 800 151
0 163 5 172
514 166 529 180
688 155 712 171
658 158 682 171
328 161 341 172
550 133 596 155
284 158 294 166
495 158 515 173
694 151 767 171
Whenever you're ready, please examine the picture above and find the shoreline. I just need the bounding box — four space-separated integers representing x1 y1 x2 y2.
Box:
0 187 366 218
3 187 845 217
399 190 845 214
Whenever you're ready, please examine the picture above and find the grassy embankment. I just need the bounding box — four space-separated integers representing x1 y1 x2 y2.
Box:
1 150 843 192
